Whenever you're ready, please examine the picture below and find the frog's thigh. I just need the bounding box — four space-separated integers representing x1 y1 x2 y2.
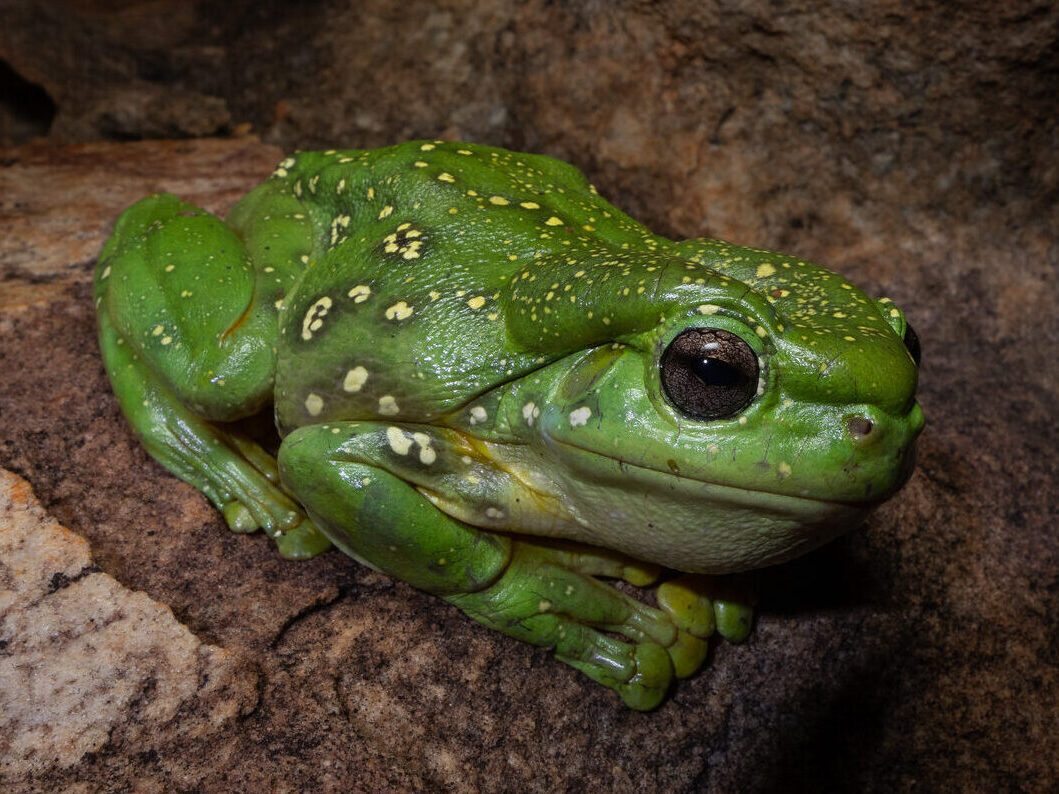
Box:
278 422 699 710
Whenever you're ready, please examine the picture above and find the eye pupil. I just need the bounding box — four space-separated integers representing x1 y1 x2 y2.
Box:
661 328 759 420
690 357 744 388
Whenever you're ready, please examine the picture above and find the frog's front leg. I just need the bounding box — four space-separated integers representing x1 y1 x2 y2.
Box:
279 422 720 709
95 192 329 559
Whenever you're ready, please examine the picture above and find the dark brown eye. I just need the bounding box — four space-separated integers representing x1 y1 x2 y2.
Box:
660 328 759 420
903 323 921 367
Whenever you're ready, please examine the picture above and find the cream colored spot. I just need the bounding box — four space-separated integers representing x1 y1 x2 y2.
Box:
412 432 436 465
302 296 333 340
706 443 720 455
522 401 540 426
755 326 768 338
164 264 175 272
545 216 564 226
414 161 428 167
343 366 369 392
778 461 792 478
467 296 486 310
160 336 172 346
347 284 371 302
100 265 111 280
696 304 720 316
756 263 776 278
437 172 455 183
485 507 505 519
385 301 414 321
569 406 591 426
469 406 487 425
520 201 540 209
489 195 509 205
151 325 164 336
386 426 412 454
305 393 324 416
378 395 400 416
378 205 394 219
420 143 436 151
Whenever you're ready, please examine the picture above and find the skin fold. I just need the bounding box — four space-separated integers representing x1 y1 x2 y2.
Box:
95 141 922 709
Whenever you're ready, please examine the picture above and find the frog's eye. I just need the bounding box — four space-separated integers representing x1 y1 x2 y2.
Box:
903 323 921 367
660 328 759 420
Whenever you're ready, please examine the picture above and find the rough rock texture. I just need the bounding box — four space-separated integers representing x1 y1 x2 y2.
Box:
0 1 1057 791
0 469 259 782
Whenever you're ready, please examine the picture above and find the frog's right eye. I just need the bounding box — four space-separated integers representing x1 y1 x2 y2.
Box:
660 328 759 420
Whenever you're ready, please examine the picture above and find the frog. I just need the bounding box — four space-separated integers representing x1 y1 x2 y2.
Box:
94 141 923 710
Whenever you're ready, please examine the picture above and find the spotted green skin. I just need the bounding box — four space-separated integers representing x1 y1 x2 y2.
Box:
94 141 922 709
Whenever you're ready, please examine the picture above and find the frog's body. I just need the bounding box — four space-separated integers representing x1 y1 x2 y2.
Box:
95 141 922 709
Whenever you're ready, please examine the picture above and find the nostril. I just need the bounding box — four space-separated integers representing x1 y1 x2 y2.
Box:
846 415 874 438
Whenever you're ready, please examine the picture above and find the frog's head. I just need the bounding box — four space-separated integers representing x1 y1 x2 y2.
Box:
502 245 923 573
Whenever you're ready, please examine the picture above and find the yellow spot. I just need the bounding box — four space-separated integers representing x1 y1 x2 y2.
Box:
756 263 776 278
348 284 371 302
414 161 428 168
367 187 375 199
429 290 440 300
378 205 394 219
100 265 111 280
569 406 592 426
755 326 767 338
489 195 510 205
420 143 436 151
438 172 455 182
378 395 400 416
386 426 412 454
778 461 792 478
302 296 333 340
697 304 720 315
385 301 414 321
343 366 369 392
457 149 472 155
305 393 324 416
844 335 856 342
520 201 540 209
467 296 486 310
538 599 552 612
165 264 175 272
160 336 172 346
545 216 564 226
151 325 164 336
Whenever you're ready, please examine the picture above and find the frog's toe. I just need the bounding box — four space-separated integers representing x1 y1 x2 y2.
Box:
714 598 754 643
222 501 259 533
275 519 332 560
561 640 673 711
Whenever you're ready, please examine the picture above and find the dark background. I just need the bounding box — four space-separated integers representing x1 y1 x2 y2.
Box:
1 1 1056 791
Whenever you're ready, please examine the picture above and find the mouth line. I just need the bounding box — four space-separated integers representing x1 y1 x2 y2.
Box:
545 434 882 510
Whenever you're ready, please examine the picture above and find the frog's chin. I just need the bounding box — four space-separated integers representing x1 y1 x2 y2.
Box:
541 438 884 574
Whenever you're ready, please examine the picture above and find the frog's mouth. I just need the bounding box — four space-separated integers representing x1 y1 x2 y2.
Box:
531 433 904 573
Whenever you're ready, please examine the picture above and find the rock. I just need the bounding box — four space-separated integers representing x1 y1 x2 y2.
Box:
0 470 259 782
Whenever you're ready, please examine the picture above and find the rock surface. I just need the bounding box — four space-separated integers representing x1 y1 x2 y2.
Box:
0 1 1057 790
0 470 259 782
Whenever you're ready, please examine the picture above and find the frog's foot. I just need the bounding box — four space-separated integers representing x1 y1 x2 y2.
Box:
449 542 718 709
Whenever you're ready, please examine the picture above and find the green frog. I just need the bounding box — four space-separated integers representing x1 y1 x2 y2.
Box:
95 141 922 709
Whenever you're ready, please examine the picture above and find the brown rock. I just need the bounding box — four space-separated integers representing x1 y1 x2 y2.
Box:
0 469 259 781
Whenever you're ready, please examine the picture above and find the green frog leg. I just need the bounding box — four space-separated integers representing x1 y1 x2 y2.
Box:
94 192 329 558
278 421 721 709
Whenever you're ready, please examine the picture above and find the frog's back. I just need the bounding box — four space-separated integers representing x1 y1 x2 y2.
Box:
271 142 662 431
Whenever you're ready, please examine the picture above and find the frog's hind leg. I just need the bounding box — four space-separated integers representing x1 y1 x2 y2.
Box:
96 193 329 559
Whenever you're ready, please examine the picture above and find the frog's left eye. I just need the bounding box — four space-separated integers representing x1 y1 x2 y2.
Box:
660 328 759 420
